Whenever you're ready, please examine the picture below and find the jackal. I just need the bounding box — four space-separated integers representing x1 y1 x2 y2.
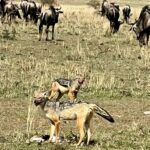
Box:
34 93 114 146
48 75 85 101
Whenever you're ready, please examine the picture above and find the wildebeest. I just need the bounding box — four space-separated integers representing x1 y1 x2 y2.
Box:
105 3 123 33
122 5 131 23
38 5 63 41
100 0 123 33
3 2 21 24
20 0 38 24
129 5 150 46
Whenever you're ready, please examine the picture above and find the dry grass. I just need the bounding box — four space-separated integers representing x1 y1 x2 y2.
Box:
0 0 150 149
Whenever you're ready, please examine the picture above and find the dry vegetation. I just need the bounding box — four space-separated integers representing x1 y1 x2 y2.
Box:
0 0 150 149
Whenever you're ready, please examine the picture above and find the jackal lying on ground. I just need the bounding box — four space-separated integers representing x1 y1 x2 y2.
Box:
34 93 114 146
48 75 85 101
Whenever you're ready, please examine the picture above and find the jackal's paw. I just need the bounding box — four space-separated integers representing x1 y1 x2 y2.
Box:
44 139 52 143
74 142 84 147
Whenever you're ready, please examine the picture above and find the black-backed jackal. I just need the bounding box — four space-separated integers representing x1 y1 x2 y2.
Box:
48 75 85 102
34 93 114 146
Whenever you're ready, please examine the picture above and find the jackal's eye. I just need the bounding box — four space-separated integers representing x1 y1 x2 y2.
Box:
44 92 49 97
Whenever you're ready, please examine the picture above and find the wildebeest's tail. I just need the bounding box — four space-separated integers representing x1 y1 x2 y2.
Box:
92 104 115 123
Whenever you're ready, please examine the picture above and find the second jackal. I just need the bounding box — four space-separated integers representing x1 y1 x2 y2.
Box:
48 75 85 101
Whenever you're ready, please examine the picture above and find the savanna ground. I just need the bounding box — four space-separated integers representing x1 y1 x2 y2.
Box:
0 0 150 149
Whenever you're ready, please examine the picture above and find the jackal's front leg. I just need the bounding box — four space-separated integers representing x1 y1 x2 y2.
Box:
68 90 77 101
39 23 43 41
55 121 60 143
48 90 58 100
49 123 55 142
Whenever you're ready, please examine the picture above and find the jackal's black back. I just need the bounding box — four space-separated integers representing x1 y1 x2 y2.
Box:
46 100 83 110
55 78 72 88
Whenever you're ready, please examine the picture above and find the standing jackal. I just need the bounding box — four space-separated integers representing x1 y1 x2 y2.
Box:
34 93 114 146
48 75 85 101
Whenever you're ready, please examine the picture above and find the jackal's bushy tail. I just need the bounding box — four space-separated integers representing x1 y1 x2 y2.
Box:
94 105 115 123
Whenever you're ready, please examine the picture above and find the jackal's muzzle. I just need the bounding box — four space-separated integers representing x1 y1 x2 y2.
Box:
34 97 47 106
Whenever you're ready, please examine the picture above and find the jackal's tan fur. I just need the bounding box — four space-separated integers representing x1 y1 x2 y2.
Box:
34 93 114 146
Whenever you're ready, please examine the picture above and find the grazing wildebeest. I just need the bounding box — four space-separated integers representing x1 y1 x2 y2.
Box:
38 5 63 41
129 5 150 46
20 0 38 24
4 2 21 24
106 4 123 33
122 5 131 23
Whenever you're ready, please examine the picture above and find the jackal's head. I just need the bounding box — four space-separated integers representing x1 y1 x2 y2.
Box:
77 74 85 84
33 92 49 106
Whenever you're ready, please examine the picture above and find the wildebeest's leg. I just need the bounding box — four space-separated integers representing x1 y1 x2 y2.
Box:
6 12 11 25
16 10 21 20
127 17 129 24
25 11 29 25
1 7 5 23
9 15 12 25
52 25 55 40
25 16 28 25
125 17 128 24
1 11 6 23
22 10 27 21
45 25 49 41
142 34 146 45
110 22 115 33
139 33 146 47
39 23 43 41
146 33 149 46
110 22 112 33
34 14 38 24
